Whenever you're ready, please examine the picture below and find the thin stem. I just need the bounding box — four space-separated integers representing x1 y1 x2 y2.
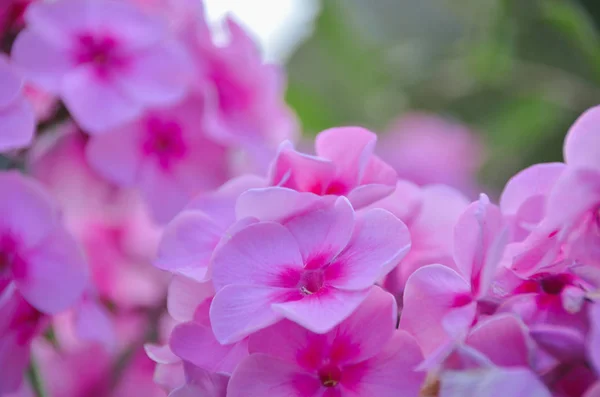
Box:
27 360 47 397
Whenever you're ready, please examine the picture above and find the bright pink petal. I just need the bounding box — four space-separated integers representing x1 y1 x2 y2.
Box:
235 187 329 223
366 179 423 223
0 98 35 151
137 164 191 224
61 66 143 133
564 105 600 171
11 29 71 92
17 228 87 314
167 276 214 323
268 141 336 193
23 0 88 45
315 127 376 186
271 287 369 334
74 298 115 351
116 42 191 106
284 197 354 264
465 314 531 367
329 208 410 290
155 211 224 280
85 124 144 186
585 382 600 397
228 354 321 397
440 367 551 397
209 285 288 344
400 264 473 356
211 222 303 291
342 331 425 397
530 325 586 363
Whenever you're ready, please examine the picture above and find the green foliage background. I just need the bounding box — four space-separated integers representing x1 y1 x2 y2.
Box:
285 0 600 189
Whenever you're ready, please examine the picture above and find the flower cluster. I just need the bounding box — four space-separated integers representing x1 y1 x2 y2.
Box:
1 0 599 397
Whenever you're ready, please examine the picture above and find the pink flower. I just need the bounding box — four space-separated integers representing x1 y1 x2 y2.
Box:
227 287 425 397
210 195 410 343
0 171 88 314
400 194 508 355
12 0 193 133
377 112 486 194
0 55 35 152
0 286 49 394
86 95 230 223
372 181 469 297
169 365 228 397
269 127 397 209
182 14 298 171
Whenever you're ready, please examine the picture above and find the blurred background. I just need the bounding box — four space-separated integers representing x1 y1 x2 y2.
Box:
206 0 600 192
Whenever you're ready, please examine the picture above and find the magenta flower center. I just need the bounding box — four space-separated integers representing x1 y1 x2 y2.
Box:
299 270 325 295
75 33 127 76
0 234 19 279
142 117 187 170
318 364 342 388
539 274 571 295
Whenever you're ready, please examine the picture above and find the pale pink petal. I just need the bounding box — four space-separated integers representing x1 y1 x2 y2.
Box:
211 222 303 291
331 286 398 364
499 163 565 217
284 197 354 264
155 211 224 280
400 264 473 356
440 367 551 397
271 287 369 334
228 354 321 397
116 42 191 106
85 124 144 185
74 298 116 351
137 164 190 224
17 228 87 314
365 179 423 223
0 172 57 249
210 285 288 344
268 141 336 193
465 314 531 367
170 366 228 397
61 66 143 133
329 208 410 290
11 29 71 92
315 127 376 185
530 325 586 363
0 57 22 107
564 105 600 171
23 0 88 45
167 276 214 323
145 343 180 365
544 168 600 231
170 321 248 373
341 331 425 397
236 187 329 223
584 382 600 397
453 194 505 287
0 98 35 152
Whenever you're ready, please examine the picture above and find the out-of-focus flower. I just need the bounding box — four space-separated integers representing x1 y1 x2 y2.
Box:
0 55 35 151
377 112 486 194
12 0 193 133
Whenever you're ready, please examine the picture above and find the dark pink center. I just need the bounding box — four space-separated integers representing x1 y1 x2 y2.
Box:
539 274 572 295
324 180 349 196
142 117 187 170
318 364 342 388
299 270 324 295
0 234 21 280
595 206 600 228
75 33 127 76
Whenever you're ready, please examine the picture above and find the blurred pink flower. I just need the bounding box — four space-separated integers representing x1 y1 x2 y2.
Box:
86 95 230 223
227 287 424 397
0 171 88 314
12 0 193 133
377 112 486 194
0 56 35 151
